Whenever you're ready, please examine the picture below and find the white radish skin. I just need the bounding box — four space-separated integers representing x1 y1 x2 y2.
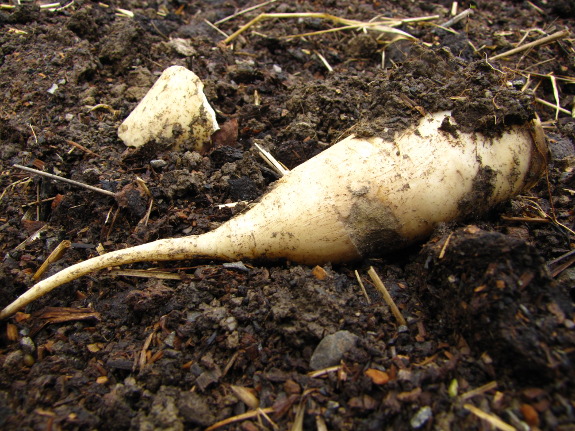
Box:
0 111 547 319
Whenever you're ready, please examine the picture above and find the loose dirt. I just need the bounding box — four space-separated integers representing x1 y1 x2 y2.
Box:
0 1 574 430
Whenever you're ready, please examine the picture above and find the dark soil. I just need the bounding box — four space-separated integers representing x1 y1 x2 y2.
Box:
1 1 574 430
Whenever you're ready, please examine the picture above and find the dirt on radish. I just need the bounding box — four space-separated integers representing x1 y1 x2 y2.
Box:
0 1 574 430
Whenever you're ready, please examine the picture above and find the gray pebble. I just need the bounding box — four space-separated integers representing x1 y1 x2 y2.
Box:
19 336 35 354
150 159 167 169
310 330 358 370
410 406 432 428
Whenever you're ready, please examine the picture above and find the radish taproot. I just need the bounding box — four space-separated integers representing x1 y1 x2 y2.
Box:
0 111 547 319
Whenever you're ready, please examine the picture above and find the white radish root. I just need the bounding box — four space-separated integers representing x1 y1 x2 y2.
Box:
0 111 547 319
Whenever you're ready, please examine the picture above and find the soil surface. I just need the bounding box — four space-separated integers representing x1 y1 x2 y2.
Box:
1 1 574 430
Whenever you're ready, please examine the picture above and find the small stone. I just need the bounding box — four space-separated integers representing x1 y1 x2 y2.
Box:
150 159 167 169
410 406 433 429
19 336 35 354
220 316 238 332
164 331 176 348
222 261 250 272
397 369 413 381
310 330 358 370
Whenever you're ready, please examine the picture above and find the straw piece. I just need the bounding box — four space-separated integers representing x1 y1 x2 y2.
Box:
441 8 473 28
489 29 569 61
33 240 72 281
354 270 371 304
205 408 275 431
368 267 407 326
463 404 516 431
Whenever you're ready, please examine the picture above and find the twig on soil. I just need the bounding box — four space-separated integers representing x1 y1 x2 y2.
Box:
1 3 64 10
222 12 437 44
288 389 318 431
316 416 328 431
440 8 473 29
205 407 275 431
489 29 570 61
514 69 575 118
550 74 562 120
116 8 134 18
315 50 333 72
535 97 571 116
547 249 575 278
216 201 249 209
519 196 575 236
222 351 239 377
0 177 32 204
32 240 71 281
307 364 344 378
203 19 229 38
527 1 545 14
230 385 260 409
65 139 99 157
450 2 458 16
291 399 306 431
28 124 38 145
438 232 453 259
259 408 279 431
463 404 516 431
354 270 371 304
52 1 76 12
107 269 184 280
139 198 153 226
515 70 575 84
254 143 289 177
87 103 120 116
137 330 155 371
34 307 101 324
35 182 40 220
13 164 116 198
21 196 57 208
460 381 498 400
367 267 407 327
500 215 549 223
214 0 278 25
14 224 49 251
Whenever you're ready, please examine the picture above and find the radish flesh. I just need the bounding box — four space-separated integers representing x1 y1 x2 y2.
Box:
0 111 547 319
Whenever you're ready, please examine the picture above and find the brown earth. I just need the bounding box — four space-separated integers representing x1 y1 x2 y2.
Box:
1 1 574 430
